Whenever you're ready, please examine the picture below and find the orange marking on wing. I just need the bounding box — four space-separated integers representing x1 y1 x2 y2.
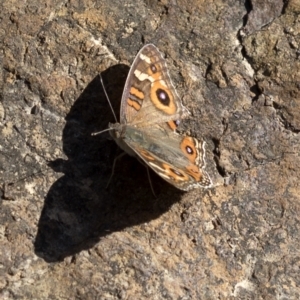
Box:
180 137 197 162
162 163 189 182
185 165 201 181
130 87 144 100
150 82 176 115
149 57 163 71
146 62 162 76
140 150 155 161
147 70 161 81
127 98 141 111
167 120 177 130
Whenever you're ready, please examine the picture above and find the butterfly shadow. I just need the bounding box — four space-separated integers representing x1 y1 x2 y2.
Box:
34 64 184 262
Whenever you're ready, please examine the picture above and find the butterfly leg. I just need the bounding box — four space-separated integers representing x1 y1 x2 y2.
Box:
146 165 157 198
135 157 157 198
106 152 127 189
107 152 157 198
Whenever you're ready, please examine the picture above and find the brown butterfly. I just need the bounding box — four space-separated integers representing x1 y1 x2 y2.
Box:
103 44 212 191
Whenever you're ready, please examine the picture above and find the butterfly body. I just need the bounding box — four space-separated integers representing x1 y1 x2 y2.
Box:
109 44 212 191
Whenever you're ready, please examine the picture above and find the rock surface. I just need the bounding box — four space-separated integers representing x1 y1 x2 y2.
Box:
1 0 300 299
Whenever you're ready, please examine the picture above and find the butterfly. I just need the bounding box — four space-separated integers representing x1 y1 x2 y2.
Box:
106 44 212 191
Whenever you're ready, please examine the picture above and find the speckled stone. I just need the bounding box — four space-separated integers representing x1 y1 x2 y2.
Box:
1 0 300 299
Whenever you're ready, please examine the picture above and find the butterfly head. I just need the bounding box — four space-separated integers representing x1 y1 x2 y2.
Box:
108 122 123 139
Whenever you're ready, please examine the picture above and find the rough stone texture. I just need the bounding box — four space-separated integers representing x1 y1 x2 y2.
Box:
1 0 300 299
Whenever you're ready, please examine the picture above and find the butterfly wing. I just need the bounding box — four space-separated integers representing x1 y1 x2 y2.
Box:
120 44 189 127
124 124 212 191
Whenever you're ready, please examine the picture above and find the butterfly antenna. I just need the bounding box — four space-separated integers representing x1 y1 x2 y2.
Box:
99 74 118 122
91 127 114 136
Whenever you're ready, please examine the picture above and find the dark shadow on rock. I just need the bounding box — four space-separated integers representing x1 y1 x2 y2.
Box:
34 64 183 262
